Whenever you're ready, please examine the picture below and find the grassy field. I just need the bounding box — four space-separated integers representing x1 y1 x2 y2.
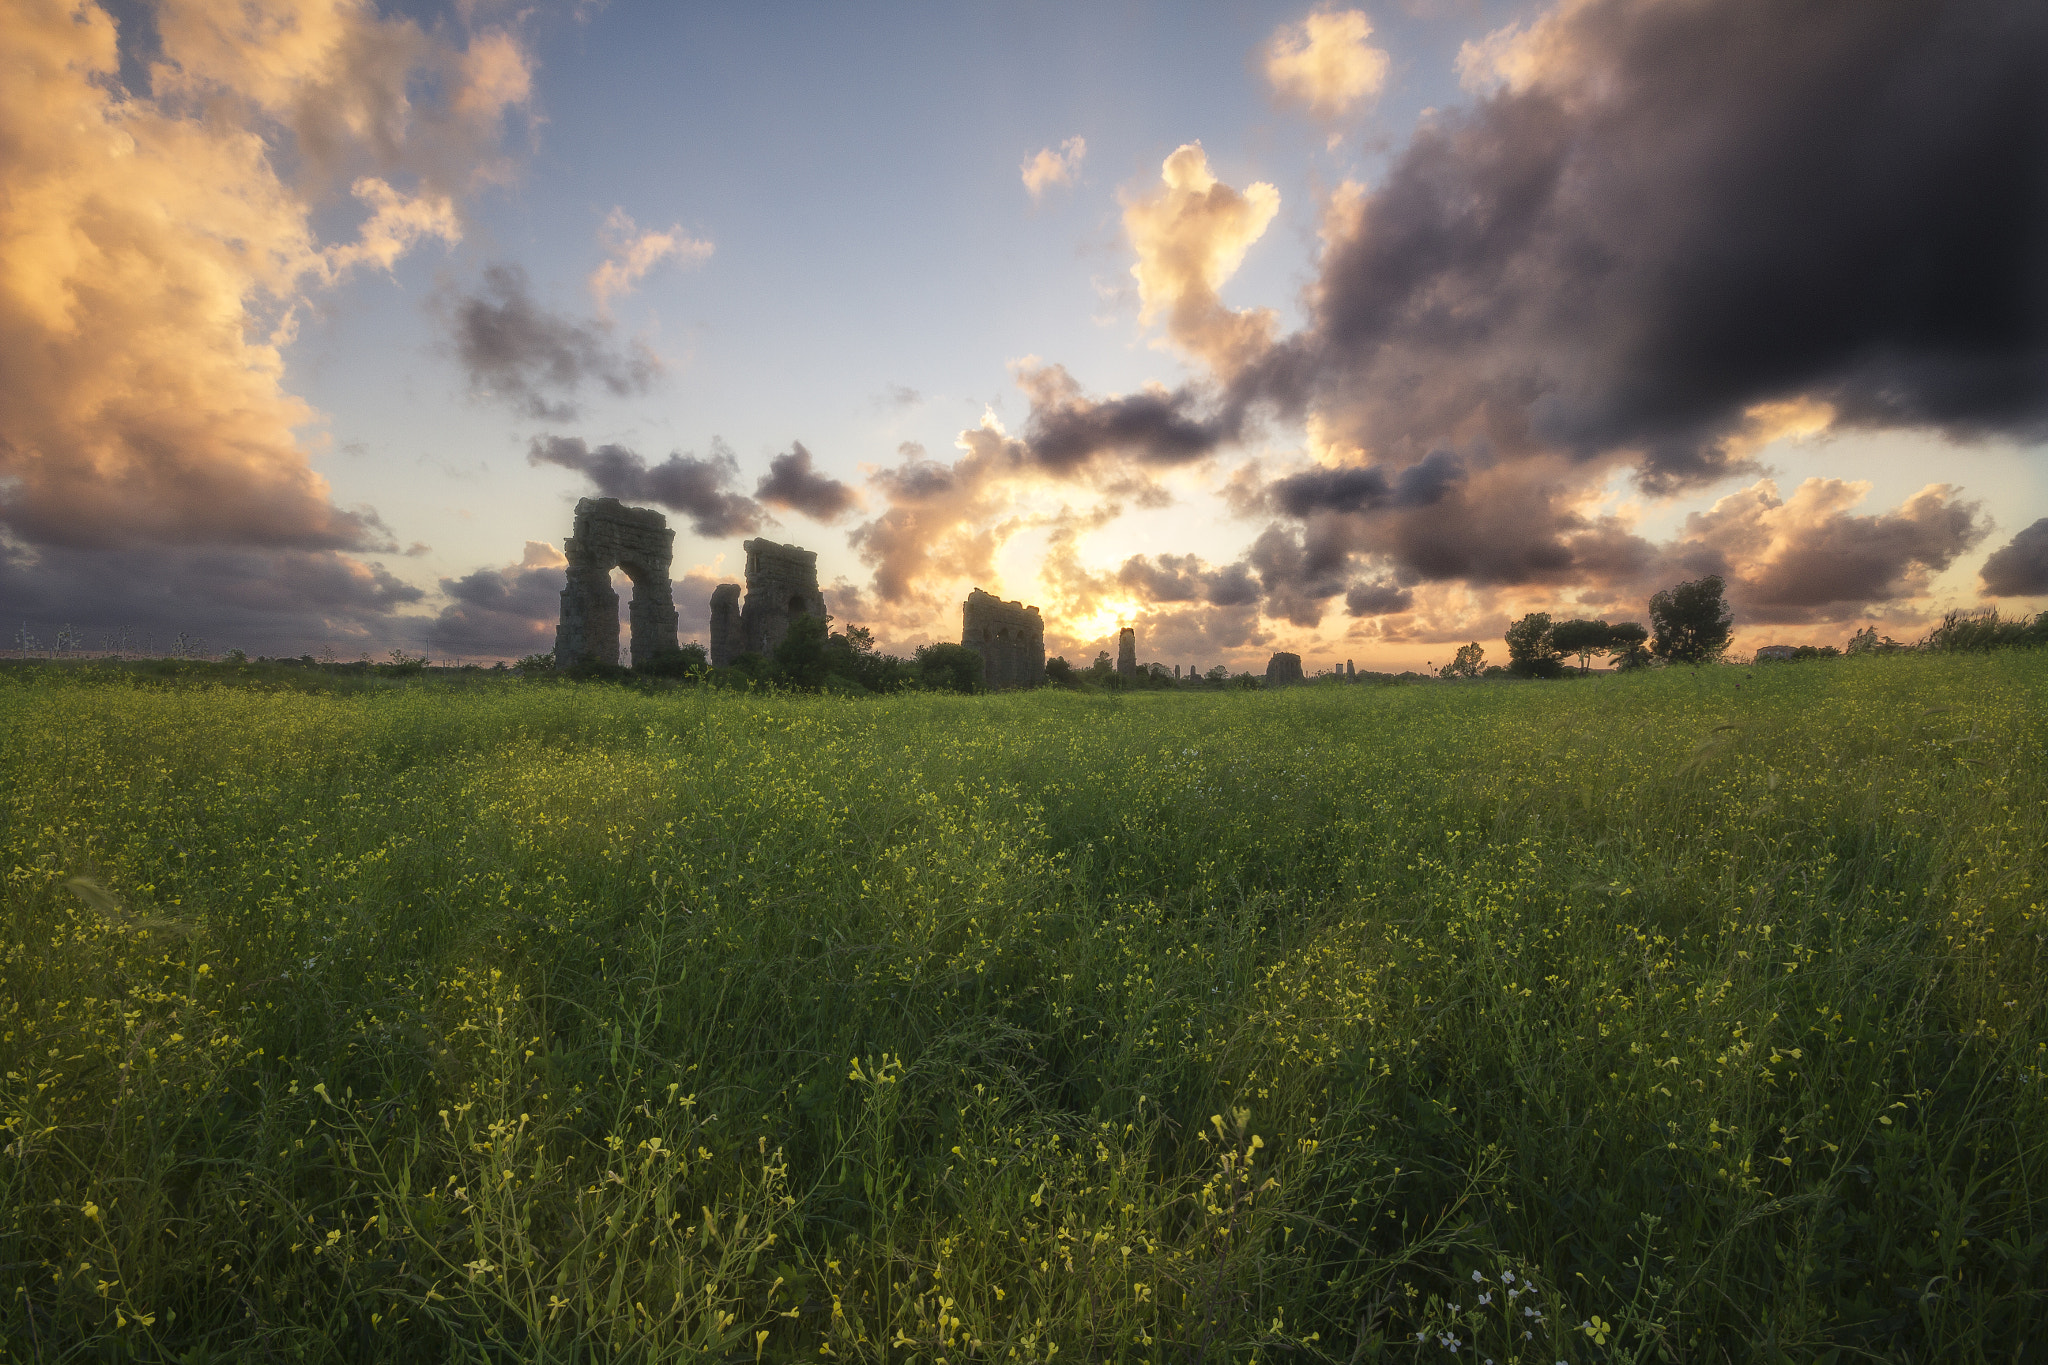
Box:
2 655 2044 1362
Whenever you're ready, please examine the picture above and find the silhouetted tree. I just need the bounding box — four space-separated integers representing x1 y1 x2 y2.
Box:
1549 618 1611 675
1439 642 1485 678
1044 655 1079 688
1607 621 1653 670
773 612 832 688
1504 612 1565 678
1649 576 1734 663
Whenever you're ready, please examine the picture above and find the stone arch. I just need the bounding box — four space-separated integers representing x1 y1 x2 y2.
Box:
553 498 678 669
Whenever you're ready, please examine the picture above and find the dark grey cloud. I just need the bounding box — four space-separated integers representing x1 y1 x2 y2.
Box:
1116 553 1261 608
425 560 562 659
1269 450 1466 517
755 441 857 522
1019 365 1244 475
1345 581 1414 617
1289 0 2048 488
0 542 424 657
1980 518 2048 597
452 265 658 421
528 435 764 538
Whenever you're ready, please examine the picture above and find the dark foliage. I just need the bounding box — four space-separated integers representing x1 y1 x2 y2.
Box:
1649 577 1734 664
1504 613 1565 679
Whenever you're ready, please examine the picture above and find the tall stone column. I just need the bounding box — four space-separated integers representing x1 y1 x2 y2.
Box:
1116 627 1136 679
709 584 741 667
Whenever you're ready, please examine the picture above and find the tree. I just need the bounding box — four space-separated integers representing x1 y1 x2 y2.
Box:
1648 576 1733 663
773 612 832 688
1549 619 1612 675
1606 621 1652 670
1438 642 1485 679
1044 655 1079 688
1504 612 1564 678
913 642 983 693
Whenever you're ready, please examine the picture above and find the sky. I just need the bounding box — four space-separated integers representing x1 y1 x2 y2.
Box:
4 0 2046 672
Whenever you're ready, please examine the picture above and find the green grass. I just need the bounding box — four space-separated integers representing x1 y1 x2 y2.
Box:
3 654 2044 1362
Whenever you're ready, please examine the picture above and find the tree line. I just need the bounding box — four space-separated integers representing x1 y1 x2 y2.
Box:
1438 575 1735 679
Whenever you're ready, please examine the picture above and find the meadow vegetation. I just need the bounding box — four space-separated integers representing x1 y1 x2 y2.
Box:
2 653 2044 1361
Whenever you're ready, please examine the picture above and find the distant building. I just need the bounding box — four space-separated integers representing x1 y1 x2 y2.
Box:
1265 651 1304 686
1116 627 1136 679
1754 645 1800 662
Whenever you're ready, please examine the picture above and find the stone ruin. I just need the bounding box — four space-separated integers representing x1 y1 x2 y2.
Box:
708 538 828 667
553 497 678 669
1116 627 1137 680
1265 651 1304 686
961 589 1045 690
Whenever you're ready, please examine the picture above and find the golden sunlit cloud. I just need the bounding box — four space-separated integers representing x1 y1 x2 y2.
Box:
1121 144 1280 379
589 207 714 313
1021 136 1088 200
1264 10 1390 120
0 0 530 559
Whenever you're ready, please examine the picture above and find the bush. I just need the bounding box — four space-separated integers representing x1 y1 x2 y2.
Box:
913 641 983 694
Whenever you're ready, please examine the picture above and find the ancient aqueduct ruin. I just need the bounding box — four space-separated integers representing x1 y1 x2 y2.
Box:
550 497 1327 686
551 498 1046 689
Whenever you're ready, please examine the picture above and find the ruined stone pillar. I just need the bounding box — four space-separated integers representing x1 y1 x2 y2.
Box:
709 584 741 668
1116 627 1136 679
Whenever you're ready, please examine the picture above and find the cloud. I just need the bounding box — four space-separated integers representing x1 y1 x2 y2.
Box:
1345 580 1415 616
149 0 533 196
589 206 713 313
1674 479 1986 623
527 435 763 538
1121 144 1281 378
1980 518 2048 598
424 539 564 658
1021 136 1087 200
754 442 857 522
849 434 1013 605
0 0 529 643
0 540 425 656
1018 364 1244 474
1116 553 1261 608
1263 10 1391 119
451 264 660 421
1284 0 2048 491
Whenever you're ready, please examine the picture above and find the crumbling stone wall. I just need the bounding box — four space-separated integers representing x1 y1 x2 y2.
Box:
709 584 741 666
708 538 827 667
1265 651 1304 686
962 589 1045 689
554 497 678 669
1116 627 1136 680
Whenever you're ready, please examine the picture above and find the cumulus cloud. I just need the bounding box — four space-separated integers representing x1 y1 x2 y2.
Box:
1122 144 1281 379
1116 553 1261 608
1263 10 1390 119
1980 518 2048 598
1021 136 1087 200
451 265 660 421
1674 479 1986 623
1286 0 2048 492
0 0 530 642
424 539 564 658
527 435 763 538
589 206 713 313
754 442 857 522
